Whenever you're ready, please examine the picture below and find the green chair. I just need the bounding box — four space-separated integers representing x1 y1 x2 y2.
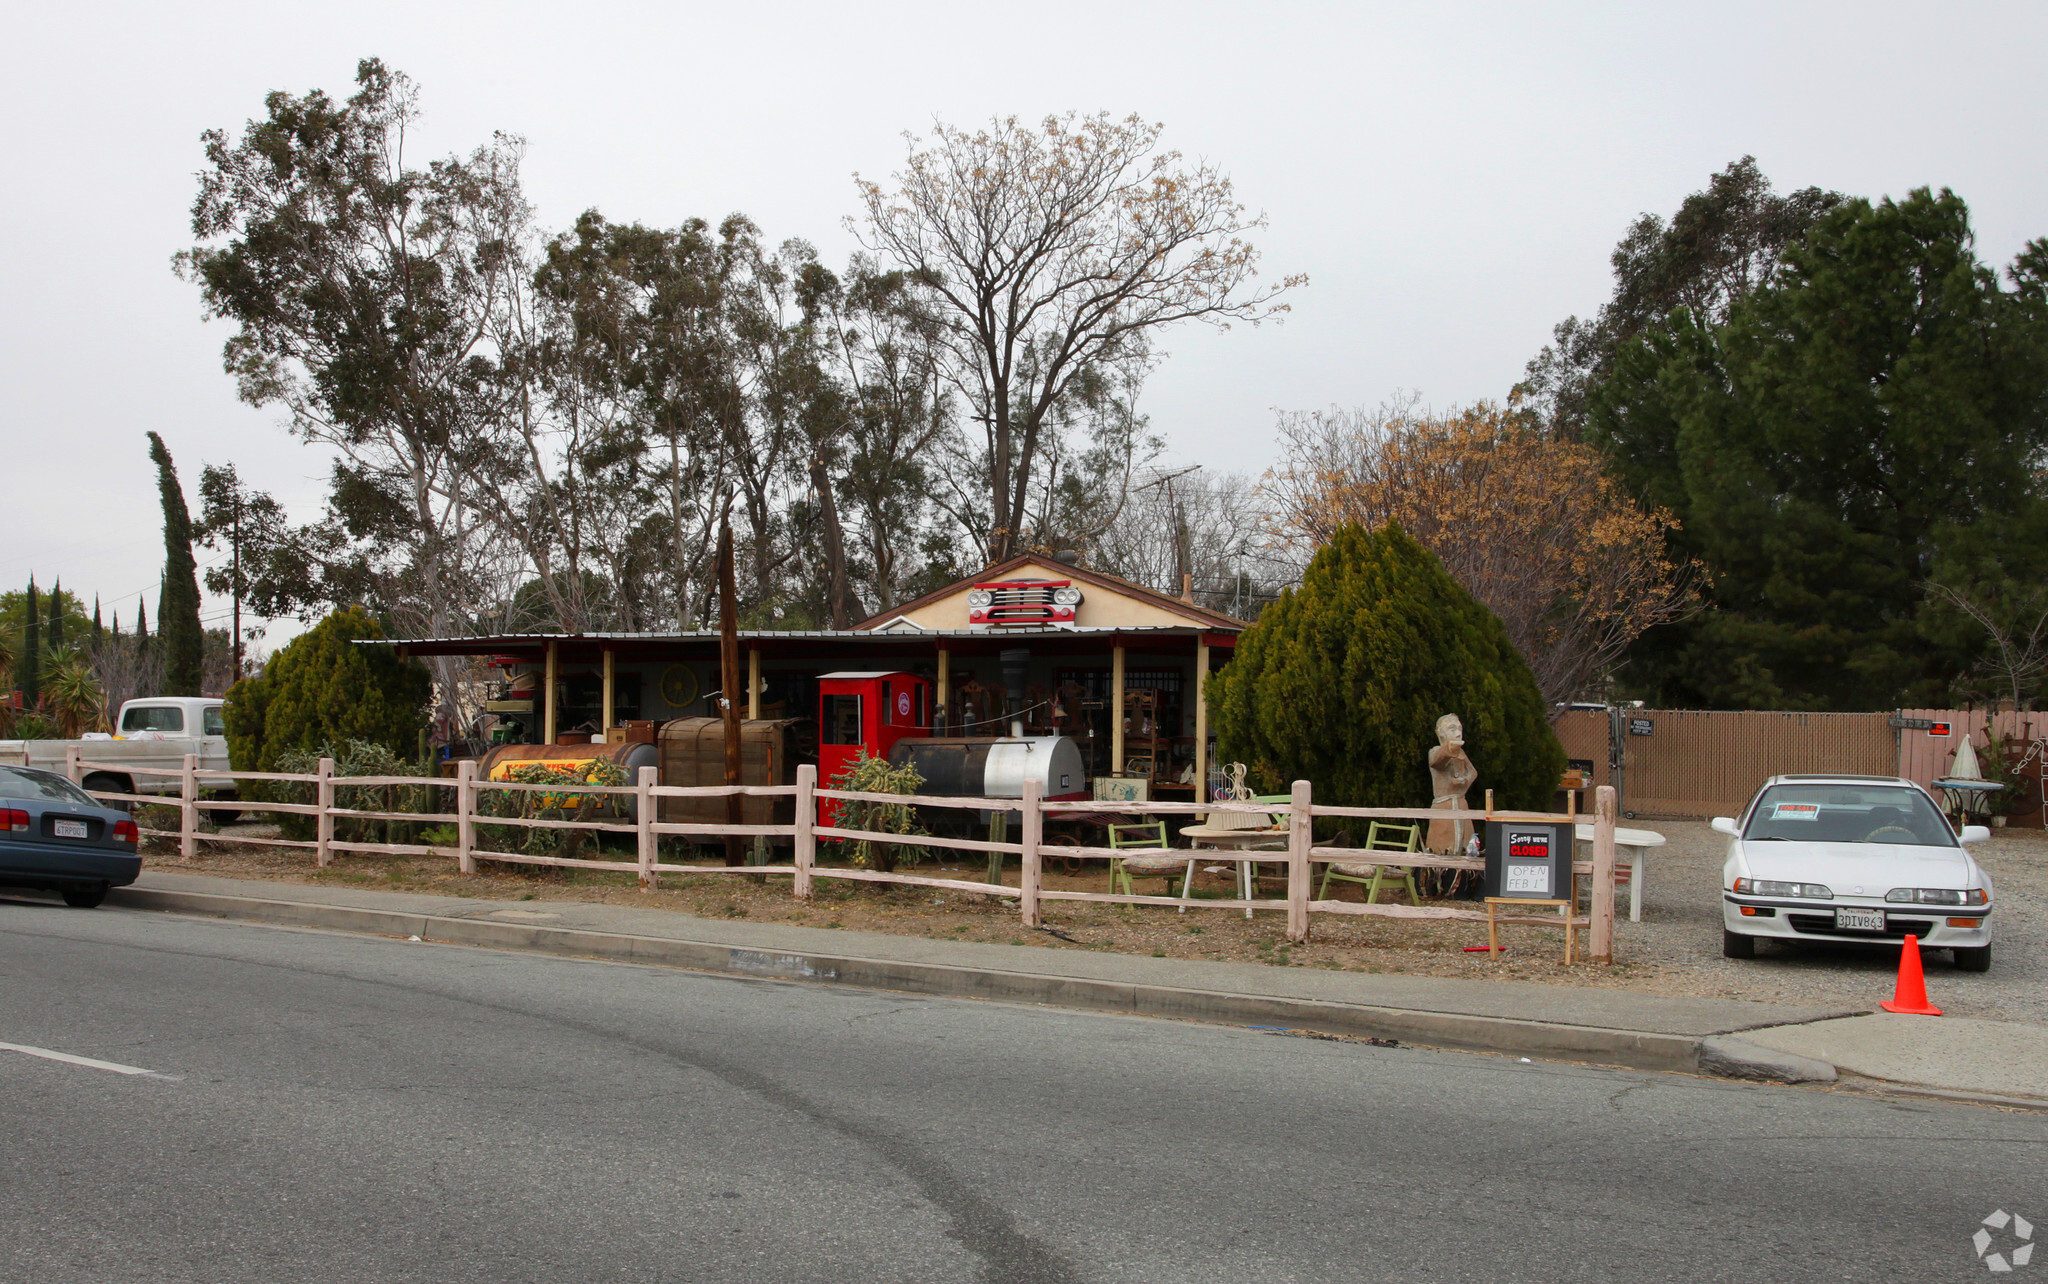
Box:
1317 820 1424 905
1107 821 1186 896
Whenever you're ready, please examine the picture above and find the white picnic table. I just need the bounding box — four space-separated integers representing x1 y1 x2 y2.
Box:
1574 822 1665 922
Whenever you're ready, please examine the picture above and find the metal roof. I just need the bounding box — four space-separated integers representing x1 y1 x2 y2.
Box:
370 624 1236 660
380 625 1214 645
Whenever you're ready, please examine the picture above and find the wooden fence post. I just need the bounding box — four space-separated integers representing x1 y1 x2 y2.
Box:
1019 776 1043 929
636 765 658 891
179 752 199 861
456 759 476 875
315 757 336 868
65 745 83 785
1591 785 1617 964
793 764 816 901
1286 778 1312 943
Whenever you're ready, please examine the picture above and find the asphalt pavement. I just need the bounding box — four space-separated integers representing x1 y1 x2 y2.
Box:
4 898 2045 1283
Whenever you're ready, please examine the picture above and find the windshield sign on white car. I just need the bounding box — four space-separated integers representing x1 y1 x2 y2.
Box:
1742 784 1953 847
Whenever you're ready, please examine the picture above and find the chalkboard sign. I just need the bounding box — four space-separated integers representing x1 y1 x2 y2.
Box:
1484 822 1573 902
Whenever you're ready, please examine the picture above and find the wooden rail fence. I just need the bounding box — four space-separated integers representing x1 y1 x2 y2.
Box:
68 749 1621 961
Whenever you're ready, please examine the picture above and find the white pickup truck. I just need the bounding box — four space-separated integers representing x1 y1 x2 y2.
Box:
0 697 235 805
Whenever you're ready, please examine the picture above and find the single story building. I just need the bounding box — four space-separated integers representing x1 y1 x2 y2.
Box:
388 554 1249 800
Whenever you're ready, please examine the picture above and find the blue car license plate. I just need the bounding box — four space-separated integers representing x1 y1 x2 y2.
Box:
1835 907 1885 932
53 818 88 839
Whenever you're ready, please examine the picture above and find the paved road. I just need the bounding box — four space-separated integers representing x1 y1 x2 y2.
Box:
3 900 2043 1282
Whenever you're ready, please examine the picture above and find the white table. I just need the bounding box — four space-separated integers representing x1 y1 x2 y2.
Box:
1178 823 1288 918
1573 823 1666 922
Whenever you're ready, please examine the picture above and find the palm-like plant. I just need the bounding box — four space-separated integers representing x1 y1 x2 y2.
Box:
42 656 105 738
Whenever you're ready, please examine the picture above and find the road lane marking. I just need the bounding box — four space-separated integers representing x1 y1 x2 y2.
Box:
0 1041 176 1079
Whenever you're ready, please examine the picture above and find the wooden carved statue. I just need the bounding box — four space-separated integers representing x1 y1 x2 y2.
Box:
1427 713 1478 855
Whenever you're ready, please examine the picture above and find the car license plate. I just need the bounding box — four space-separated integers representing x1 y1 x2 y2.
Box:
53 818 89 839
1835 907 1885 932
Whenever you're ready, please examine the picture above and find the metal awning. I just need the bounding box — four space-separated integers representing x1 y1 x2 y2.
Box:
375 625 1236 663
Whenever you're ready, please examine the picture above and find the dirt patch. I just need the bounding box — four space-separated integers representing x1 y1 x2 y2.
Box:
139 820 2047 1020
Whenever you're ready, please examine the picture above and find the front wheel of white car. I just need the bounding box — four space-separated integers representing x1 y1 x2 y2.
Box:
1722 929 1757 959
1953 944 1991 973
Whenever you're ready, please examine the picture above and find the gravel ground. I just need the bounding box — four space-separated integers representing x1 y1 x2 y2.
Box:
140 819 2047 1023
1606 818 2048 1024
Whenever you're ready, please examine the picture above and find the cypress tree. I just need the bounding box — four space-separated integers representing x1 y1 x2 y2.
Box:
223 605 431 772
21 578 41 708
136 600 149 643
1207 523 1564 811
92 596 103 647
47 580 65 658
147 433 205 696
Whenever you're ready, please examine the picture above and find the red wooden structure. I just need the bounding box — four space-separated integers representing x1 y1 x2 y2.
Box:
816 671 932 823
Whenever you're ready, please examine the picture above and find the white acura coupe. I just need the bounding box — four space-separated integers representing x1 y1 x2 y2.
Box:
1715 775 1994 971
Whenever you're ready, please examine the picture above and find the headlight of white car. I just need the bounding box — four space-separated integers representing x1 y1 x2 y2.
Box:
966 589 993 608
1732 878 1834 899
1884 887 1989 906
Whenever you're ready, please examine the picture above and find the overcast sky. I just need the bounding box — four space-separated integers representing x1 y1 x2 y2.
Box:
5 0 2045 648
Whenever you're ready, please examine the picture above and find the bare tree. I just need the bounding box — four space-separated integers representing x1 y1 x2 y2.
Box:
855 113 1303 561
1263 400 1698 708
1927 579 2048 710
1091 467 1288 617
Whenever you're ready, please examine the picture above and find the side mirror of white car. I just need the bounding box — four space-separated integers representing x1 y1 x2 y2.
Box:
1709 817 1740 837
1959 825 1992 845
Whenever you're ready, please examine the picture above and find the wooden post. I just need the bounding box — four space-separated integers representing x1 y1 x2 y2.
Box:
179 752 199 861
986 809 1007 884
1193 639 1210 800
64 744 83 785
1111 643 1127 776
543 639 559 745
1591 784 1618 964
747 647 762 721
718 520 745 867
1286 778 1312 943
636 764 657 891
455 759 477 875
601 648 615 741
793 763 817 900
936 647 950 734
1019 776 1043 928
315 756 335 868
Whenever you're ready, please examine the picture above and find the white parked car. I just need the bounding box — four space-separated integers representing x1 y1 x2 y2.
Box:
1714 775 1993 972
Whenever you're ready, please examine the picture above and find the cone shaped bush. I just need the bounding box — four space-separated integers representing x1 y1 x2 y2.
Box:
223 606 430 773
1207 523 1564 810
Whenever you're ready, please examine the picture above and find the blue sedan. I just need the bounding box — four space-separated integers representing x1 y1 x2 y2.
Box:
0 765 142 908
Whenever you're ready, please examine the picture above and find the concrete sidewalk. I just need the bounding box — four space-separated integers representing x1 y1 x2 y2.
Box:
85 870 2045 1105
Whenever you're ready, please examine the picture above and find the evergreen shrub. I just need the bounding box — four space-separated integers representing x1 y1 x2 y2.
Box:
223 606 431 774
1206 523 1564 812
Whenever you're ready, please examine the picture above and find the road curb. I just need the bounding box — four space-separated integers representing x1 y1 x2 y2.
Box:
1696 1034 1837 1084
107 885 1717 1071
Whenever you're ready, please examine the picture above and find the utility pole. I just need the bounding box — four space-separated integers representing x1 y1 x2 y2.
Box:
230 490 243 680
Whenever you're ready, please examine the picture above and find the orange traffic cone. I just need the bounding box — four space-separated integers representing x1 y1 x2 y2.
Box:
1879 934 1943 1016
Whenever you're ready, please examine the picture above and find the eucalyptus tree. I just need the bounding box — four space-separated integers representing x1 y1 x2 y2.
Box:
805 257 957 622
179 59 526 674
856 113 1303 561
537 211 761 628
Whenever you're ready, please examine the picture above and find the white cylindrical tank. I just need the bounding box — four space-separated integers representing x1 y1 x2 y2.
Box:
887 736 1088 801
